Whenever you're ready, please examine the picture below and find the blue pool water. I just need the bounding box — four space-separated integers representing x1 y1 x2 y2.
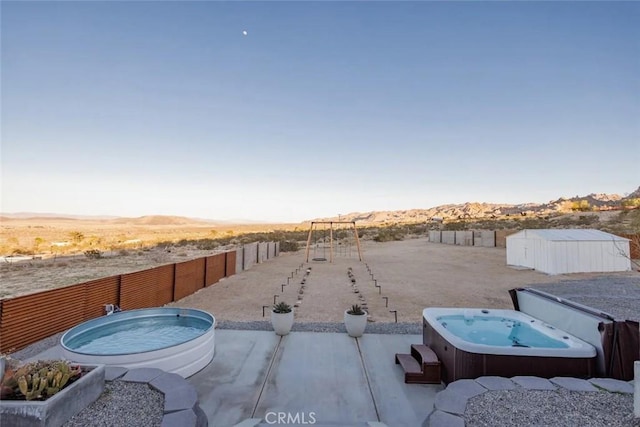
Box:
64 315 210 355
438 315 569 348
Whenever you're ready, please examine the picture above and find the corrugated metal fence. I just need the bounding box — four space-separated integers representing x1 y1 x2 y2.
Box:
0 242 276 353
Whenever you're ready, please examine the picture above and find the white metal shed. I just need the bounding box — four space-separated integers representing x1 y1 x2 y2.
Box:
506 229 631 275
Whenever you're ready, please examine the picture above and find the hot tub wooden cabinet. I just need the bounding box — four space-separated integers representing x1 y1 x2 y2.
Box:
422 308 597 384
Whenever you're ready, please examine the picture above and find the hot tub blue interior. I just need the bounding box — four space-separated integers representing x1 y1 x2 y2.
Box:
62 308 213 355
437 315 569 349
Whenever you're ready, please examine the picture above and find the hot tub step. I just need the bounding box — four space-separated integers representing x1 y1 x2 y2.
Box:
411 344 439 366
395 345 441 384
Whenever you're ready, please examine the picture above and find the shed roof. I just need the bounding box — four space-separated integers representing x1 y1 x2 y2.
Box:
509 229 629 242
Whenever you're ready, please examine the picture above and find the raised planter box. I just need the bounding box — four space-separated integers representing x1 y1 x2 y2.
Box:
0 364 105 427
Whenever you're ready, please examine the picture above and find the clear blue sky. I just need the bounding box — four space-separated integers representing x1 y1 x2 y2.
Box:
2 1 639 223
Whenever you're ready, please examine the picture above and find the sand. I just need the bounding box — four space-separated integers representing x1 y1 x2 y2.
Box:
167 237 638 323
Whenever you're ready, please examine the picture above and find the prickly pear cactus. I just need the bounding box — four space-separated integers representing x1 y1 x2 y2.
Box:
1 360 83 401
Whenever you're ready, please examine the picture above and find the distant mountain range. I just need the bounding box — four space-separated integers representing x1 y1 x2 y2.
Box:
2 186 638 226
311 186 640 225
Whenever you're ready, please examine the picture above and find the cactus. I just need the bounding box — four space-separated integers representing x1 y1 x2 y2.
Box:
1 360 82 401
347 304 365 315
272 301 292 314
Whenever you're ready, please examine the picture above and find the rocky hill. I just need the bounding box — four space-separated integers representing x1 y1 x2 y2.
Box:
312 186 640 225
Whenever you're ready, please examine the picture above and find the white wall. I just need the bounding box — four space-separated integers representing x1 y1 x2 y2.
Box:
550 240 631 274
454 231 473 246
507 232 632 274
441 231 456 244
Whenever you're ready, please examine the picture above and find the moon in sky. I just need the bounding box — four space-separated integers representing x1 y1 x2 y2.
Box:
242 30 248 36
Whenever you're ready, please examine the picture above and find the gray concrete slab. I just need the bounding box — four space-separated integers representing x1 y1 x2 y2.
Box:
425 410 465 427
252 332 378 424
589 378 634 394
104 366 128 381
121 367 165 383
161 409 197 427
511 376 557 390
164 385 199 414
474 376 516 391
549 377 598 392
359 334 443 427
188 330 280 427
433 389 468 415
445 379 486 399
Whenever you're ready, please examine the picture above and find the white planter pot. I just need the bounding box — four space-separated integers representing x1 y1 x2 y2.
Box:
271 310 294 336
344 310 368 338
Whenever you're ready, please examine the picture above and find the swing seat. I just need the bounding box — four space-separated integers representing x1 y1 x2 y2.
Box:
312 257 327 262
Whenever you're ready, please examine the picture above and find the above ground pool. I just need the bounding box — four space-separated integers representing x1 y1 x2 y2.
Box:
61 308 215 378
423 307 596 383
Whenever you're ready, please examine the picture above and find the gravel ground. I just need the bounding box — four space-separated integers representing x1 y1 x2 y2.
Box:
64 380 163 427
534 276 640 321
465 388 639 427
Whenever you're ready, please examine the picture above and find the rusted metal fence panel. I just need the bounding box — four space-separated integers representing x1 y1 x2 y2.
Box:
226 250 237 277
121 267 169 310
496 229 518 248
618 233 640 259
83 276 120 320
174 258 205 301
155 264 175 305
0 285 86 353
205 253 226 286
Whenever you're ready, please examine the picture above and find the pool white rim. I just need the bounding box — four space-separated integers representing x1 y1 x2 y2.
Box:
60 307 215 356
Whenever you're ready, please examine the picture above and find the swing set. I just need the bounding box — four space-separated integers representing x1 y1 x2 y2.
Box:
304 221 363 263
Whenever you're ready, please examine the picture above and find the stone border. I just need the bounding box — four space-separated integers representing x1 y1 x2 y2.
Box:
426 376 636 427
105 367 207 427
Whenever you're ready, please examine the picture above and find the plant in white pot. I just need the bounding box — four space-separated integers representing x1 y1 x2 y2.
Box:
344 304 367 338
271 301 294 336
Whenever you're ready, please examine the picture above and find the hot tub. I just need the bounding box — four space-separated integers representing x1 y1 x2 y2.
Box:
61 308 215 378
423 307 596 383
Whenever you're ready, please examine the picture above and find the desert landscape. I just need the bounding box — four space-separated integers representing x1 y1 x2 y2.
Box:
167 237 639 324
4 232 635 325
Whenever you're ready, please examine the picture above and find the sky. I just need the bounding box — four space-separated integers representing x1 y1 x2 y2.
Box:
1 1 639 223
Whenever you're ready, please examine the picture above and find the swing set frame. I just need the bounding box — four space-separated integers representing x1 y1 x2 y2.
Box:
304 221 363 263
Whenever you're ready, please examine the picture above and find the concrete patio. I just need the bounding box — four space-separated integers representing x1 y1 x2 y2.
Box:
193 330 442 426
26 330 443 426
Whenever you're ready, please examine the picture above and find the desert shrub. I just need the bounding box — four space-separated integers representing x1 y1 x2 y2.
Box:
119 249 130 256
577 215 599 226
621 198 640 208
571 200 591 212
84 249 103 259
373 229 405 242
11 248 34 256
279 240 299 252
442 221 469 231
518 218 550 229
195 239 219 250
